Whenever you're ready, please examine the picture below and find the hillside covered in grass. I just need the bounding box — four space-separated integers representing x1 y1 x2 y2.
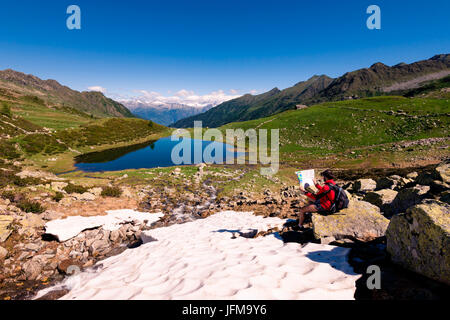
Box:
219 96 450 166
0 69 134 118
0 104 168 161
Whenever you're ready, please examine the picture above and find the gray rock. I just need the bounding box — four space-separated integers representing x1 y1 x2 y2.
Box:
0 215 14 243
74 192 96 201
352 179 377 193
376 177 398 190
42 210 63 221
387 185 431 217
51 182 68 192
89 239 110 255
24 243 42 252
109 230 120 242
436 162 450 184
386 200 450 285
363 189 398 211
406 172 419 180
23 260 42 280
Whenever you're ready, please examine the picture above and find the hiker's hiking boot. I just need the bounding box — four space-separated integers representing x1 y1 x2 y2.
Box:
282 219 307 232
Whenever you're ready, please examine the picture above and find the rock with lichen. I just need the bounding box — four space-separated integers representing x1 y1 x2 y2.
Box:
386 200 450 285
312 200 389 244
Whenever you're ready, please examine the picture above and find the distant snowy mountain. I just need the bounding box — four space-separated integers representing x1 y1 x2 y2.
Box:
124 101 215 126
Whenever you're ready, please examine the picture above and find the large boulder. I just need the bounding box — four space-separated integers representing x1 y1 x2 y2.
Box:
386 200 450 285
363 189 398 213
376 175 400 190
0 215 14 243
352 179 377 193
415 162 449 186
386 185 431 217
312 200 389 243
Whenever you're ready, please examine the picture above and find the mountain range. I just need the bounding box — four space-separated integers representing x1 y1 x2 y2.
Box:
172 54 450 128
125 102 214 126
0 69 133 118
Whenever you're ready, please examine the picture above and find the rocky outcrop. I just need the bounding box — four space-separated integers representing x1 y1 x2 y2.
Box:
386 200 450 285
312 200 389 243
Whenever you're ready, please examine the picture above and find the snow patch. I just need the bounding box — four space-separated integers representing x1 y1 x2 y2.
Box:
44 209 164 242
38 211 359 300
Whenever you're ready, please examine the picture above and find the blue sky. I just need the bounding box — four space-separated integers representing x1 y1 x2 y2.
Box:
0 0 449 103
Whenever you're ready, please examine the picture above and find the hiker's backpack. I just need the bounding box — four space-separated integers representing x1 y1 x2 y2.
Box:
326 183 350 213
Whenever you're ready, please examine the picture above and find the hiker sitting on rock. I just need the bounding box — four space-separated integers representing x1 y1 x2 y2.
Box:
297 170 337 227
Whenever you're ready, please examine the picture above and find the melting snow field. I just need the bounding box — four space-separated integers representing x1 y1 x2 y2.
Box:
44 209 164 242
37 211 359 300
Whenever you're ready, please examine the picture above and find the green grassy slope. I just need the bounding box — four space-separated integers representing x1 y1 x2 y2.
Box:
220 96 450 162
0 69 134 118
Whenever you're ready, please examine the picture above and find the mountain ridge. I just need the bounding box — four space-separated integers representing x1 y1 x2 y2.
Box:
172 54 450 128
0 69 134 118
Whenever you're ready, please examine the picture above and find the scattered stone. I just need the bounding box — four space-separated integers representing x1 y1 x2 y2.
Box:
73 192 96 201
363 189 398 213
41 210 63 221
89 239 109 255
435 162 450 184
22 260 42 280
352 179 377 193
121 188 133 198
59 197 72 206
58 259 82 275
312 200 389 243
50 182 68 192
109 230 120 242
88 187 103 197
406 172 419 180
376 177 398 190
387 185 431 217
0 215 14 242
441 191 450 204
386 200 450 285
24 243 41 252
0 246 8 260
36 289 70 300
19 214 45 236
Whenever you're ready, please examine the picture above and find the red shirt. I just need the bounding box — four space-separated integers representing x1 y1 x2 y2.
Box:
306 180 336 210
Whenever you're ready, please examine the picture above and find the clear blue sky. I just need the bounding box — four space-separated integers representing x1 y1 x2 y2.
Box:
0 0 449 96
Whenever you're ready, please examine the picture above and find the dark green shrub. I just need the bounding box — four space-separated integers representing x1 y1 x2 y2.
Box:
101 186 122 198
1 102 12 118
52 192 64 202
63 183 88 194
1 191 16 202
17 199 45 214
12 176 43 187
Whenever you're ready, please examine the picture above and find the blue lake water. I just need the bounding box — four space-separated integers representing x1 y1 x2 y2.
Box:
75 136 244 172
